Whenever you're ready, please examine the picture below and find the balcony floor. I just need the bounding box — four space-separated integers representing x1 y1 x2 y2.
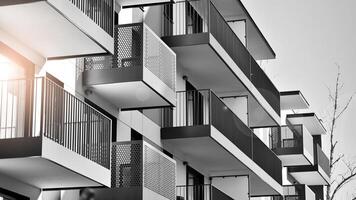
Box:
288 166 330 186
84 66 176 109
0 1 112 59
278 154 313 166
0 137 110 189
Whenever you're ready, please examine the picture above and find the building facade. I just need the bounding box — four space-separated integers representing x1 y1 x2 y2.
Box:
0 0 330 200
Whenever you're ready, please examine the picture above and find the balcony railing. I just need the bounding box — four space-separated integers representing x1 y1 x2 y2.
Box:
271 125 303 149
161 0 280 115
0 77 111 169
112 141 176 200
270 125 313 154
163 90 282 184
316 144 331 176
68 0 114 36
83 23 176 91
176 184 233 200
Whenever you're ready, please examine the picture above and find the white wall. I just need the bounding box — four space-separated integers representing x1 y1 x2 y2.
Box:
144 6 162 36
253 128 271 147
40 190 79 200
221 96 249 125
212 176 249 200
116 119 131 142
228 20 246 46
119 110 162 147
39 59 77 94
176 68 186 91
119 8 143 24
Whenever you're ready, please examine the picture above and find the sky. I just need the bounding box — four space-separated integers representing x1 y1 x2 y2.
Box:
240 0 356 198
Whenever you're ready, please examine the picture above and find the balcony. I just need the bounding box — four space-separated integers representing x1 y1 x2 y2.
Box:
161 90 283 196
280 91 310 110
160 0 280 127
90 141 176 200
286 113 327 135
288 144 331 185
116 0 176 8
0 0 114 61
270 124 314 166
176 184 233 200
0 77 111 188
81 23 176 110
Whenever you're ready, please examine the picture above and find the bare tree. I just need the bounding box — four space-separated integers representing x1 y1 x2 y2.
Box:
326 65 356 200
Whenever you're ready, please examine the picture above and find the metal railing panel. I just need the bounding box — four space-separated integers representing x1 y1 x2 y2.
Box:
83 23 176 91
112 141 176 200
68 0 114 36
0 77 111 169
144 24 176 90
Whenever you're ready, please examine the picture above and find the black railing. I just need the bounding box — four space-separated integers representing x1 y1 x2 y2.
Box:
176 184 233 200
68 0 114 36
163 90 282 184
271 125 303 150
161 1 281 115
316 144 331 176
0 77 111 169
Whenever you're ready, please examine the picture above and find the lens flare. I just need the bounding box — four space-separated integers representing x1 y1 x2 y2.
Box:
0 55 11 80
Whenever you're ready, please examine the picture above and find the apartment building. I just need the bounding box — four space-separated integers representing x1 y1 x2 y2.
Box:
0 0 330 200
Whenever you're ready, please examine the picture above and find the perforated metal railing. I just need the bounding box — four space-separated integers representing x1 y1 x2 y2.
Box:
82 23 176 91
112 141 176 200
0 77 111 169
68 0 114 36
144 24 176 91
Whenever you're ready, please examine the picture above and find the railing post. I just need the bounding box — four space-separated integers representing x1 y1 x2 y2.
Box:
209 90 212 125
208 0 211 35
24 79 34 137
39 77 45 137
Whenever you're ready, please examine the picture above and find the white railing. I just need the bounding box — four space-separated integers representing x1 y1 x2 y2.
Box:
144 24 176 91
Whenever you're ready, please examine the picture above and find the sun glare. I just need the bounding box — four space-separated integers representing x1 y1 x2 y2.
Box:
0 55 13 80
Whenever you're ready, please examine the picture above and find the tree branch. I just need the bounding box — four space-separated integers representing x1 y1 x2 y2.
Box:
336 94 355 120
330 172 356 200
330 160 356 200
332 154 345 167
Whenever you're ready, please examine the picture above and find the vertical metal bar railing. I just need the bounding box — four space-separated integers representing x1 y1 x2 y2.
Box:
163 90 210 128
0 77 111 169
176 184 211 200
68 0 114 36
40 77 111 169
